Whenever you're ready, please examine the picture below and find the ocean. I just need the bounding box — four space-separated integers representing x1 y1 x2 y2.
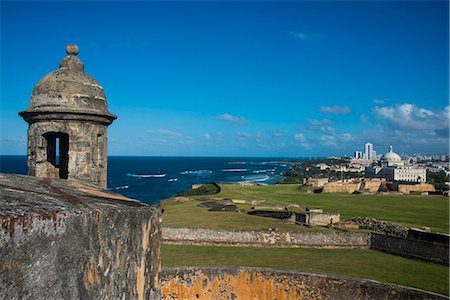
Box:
0 156 295 204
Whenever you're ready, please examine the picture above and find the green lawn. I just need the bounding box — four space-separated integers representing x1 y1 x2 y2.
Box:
162 244 449 296
162 197 330 231
208 184 449 233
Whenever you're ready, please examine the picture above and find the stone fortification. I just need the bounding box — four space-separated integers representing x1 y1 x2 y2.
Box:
396 183 436 194
19 45 116 189
0 174 161 299
161 267 447 300
371 233 449 265
323 180 381 193
350 217 409 237
163 227 371 248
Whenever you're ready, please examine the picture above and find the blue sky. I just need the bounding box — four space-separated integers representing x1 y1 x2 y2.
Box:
1 1 448 157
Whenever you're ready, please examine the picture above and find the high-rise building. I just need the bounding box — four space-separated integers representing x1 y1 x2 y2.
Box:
354 150 363 159
364 143 374 160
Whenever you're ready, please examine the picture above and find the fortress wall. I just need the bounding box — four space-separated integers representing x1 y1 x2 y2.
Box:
0 174 162 300
164 227 449 265
364 181 382 192
161 267 447 300
371 233 449 265
397 183 436 194
322 182 360 193
163 228 371 248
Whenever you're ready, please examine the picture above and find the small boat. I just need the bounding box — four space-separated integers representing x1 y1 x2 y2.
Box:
168 178 178 182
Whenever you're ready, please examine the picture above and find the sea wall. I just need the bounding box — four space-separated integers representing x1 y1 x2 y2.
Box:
371 233 449 265
0 174 162 299
161 267 447 300
163 227 371 248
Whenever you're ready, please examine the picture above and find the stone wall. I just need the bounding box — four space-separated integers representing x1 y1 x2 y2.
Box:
308 212 340 226
371 233 449 265
397 183 436 194
408 228 449 244
350 217 408 237
163 228 371 248
161 267 447 300
323 182 360 193
364 180 382 192
27 120 109 189
323 181 382 193
0 174 162 299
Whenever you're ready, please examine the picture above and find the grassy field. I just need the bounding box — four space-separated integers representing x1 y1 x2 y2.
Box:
162 196 331 231
162 244 449 295
162 184 449 233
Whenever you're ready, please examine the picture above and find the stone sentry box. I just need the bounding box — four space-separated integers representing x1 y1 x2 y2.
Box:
19 44 116 189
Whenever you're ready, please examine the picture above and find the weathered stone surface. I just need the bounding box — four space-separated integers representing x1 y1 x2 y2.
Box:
351 216 408 237
0 173 162 299
323 181 381 193
397 183 436 194
296 211 340 226
371 233 449 265
163 227 371 248
161 267 447 300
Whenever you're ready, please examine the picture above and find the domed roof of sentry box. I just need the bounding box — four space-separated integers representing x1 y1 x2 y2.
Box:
20 44 116 124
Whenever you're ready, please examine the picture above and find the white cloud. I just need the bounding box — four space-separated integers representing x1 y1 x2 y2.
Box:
307 118 335 126
373 99 388 104
217 113 249 125
237 132 251 141
203 133 212 140
290 32 325 42
360 114 369 124
374 103 449 130
294 133 307 142
319 132 355 148
255 132 265 143
273 131 283 137
294 133 311 148
147 128 182 137
341 133 355 142
319 105 351 115
320 135 337 147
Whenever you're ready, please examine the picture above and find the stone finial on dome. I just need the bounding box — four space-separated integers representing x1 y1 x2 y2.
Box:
59 44 84 72
66 44 79 56
388 145 393 152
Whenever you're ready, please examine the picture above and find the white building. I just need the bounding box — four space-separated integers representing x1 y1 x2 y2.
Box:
364 143 376 160
354 150 363 159
365 146 426 183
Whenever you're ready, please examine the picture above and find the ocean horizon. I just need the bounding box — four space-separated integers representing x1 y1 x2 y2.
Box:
0 155 308 204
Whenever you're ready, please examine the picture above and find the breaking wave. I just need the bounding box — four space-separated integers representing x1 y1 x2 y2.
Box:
126 173 166 178
221 169 248 172
180 170 212 175
111 185 129 190
241 174 270 182
253 169 276 174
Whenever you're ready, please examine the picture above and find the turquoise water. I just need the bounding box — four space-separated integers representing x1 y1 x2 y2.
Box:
0 156 296 204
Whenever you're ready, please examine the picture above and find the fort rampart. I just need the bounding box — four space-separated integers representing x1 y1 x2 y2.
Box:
163 227 449 265
163 227 371 248
161 266 447 300
0 174 162 299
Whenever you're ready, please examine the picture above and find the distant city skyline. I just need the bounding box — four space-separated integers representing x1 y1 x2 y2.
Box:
1 1 448 157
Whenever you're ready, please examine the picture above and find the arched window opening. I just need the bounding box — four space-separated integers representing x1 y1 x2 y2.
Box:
43 132 69 179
